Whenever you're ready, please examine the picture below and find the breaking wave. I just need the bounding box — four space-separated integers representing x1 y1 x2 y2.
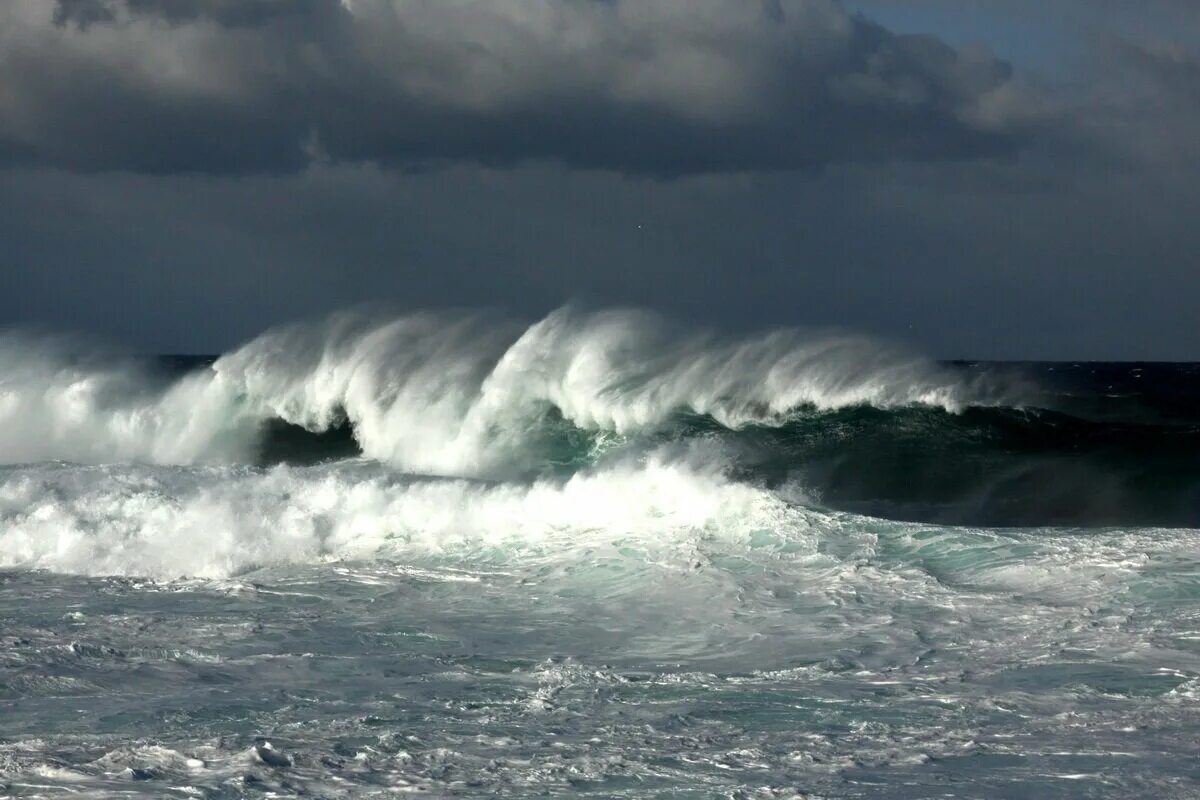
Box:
2 305 1198 578
0 307 1008 476
3 309 1197 800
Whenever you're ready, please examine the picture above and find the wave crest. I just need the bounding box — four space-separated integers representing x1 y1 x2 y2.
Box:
0 307 1009 475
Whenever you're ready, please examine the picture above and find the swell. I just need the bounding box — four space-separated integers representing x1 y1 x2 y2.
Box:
727 406 1200 528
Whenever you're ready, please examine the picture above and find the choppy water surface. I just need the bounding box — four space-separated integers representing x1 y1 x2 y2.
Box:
2 309 1199 798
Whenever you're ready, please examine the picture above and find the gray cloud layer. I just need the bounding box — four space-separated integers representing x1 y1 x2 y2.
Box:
0 0 1029 174
0 1 1197 359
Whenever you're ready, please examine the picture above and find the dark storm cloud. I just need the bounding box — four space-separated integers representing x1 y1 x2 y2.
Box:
1090 37 1200 165
4 156 1199 360
54 0 312 28
0 0 1196 361
0 0 1029 174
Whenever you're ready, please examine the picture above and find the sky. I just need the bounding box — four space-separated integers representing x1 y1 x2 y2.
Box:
1 0 1198 359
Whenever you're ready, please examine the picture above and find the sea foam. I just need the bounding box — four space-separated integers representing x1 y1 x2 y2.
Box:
0 446 815 579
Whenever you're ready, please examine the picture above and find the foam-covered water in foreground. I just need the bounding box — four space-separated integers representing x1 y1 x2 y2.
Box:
2 308 1199 798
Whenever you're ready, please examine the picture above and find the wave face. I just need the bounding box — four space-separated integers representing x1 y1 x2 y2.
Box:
2 309 1199 798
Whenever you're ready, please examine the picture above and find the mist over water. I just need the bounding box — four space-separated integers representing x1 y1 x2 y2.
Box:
2 308 1199 798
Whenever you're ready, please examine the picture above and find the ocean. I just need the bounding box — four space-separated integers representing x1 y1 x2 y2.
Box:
1 308 1198 798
